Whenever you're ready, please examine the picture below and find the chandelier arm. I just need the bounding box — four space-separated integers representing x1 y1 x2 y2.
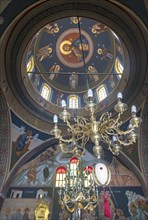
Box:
77 116 89 124
108 145 117 155
109 113 122 127
99 112 110 121
116 136 136 146
115 126 136 135
99 111 120 122
99 117 121 133
58 136 74 143
65 116 88 131
106 126 136 136
101 133 111 144
61 146 77 154
65 118 89 138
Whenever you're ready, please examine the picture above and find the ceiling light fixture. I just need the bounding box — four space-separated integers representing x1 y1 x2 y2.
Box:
50 90 142 158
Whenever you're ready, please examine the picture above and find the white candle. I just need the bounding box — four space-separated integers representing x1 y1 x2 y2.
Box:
62 99 66 108
112 136 117 142
131 105 137 113
117 92 122 99
128 124 132 129
88 89 93 97
53 115 58 123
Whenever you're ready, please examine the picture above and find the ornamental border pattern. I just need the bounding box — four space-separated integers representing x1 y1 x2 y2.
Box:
0 90 10 190
141 97 148 184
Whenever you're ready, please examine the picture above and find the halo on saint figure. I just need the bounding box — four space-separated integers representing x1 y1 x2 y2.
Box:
92 28 97 34
54 27 59 33
60 40 72 55
48 48 52 53
97 48 102 54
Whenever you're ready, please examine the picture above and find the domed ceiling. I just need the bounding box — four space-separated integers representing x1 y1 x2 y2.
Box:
24 17 127 110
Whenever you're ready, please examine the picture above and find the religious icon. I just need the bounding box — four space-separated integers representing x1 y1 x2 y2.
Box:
98 47 113 60
16 130 33 156
36 45 52 61
35 197 50 220
23 208 30 220
60 38 89 61
70 17 81 24
48 64 60 80
69 73 78 90
56 91 64 106
43 166 50 183
27 166 37 184
92 22 108 34
56 28 93 68
126 191 148 220
87 66 99 82
44 23 59 34
11 208 23 220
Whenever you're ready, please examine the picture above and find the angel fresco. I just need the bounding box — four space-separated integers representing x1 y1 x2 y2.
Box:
16 130 33 156
125 191 148 220
70 17 81 24
48 64 60 81
44 23 59 34
36 45 52 61
27 166 37 184
98 46 114 60
69 73 78 90
56 91 64 106
87 66 99 82
92 22 108 34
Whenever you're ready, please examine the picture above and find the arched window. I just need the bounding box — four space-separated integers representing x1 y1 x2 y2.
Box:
97 85 107 102
41 84 51 100
26 56 34 77
70 157 79 186
69 95 79 109
83 166 93 187
55 167 66 187
115 58 123 78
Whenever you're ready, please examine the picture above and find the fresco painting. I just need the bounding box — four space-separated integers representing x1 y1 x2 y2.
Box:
10 111 51 169
1 188 147 220
1 111 146 219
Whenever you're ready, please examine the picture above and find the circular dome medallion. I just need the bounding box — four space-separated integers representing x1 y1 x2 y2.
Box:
24 17 127 111
56 28 93 68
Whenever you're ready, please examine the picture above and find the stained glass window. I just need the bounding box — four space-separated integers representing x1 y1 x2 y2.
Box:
69 95 79 108
41 84 51 100
97 85 107 102
115 58 123 78
55 167 66 187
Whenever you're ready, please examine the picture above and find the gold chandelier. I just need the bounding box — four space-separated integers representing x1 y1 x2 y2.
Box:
50 90 142 158
57 158 98 217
